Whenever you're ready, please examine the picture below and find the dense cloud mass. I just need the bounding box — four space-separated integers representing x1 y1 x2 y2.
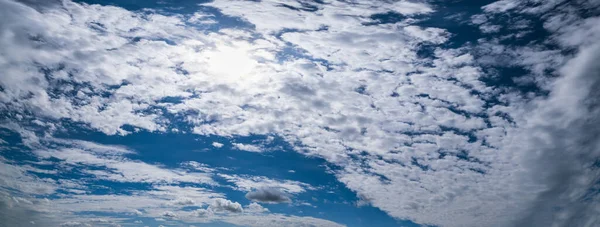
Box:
245 187 292 204
0 0 599 226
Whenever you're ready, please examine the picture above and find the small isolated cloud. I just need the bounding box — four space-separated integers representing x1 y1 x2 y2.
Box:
245 188 291 204
209 198 243 213
211 142 224 148
232 143 263 152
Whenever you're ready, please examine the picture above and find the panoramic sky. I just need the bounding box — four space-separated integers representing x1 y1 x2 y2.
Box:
0 0 599 227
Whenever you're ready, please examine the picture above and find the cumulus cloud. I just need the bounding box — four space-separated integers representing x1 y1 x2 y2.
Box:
162 211 177 218
244 202 269 213
245 188 292 204
194 208 214 217
209 198 243 213
171 197 195 206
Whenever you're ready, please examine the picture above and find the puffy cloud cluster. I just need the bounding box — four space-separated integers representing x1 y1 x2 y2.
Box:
209 198 243 213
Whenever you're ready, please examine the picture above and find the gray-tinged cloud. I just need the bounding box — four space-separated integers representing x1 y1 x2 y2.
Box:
16 0 61 10
245 188 292 204
209 198 243 213
59 222 92 227
0 191 52 227
220 214 346 227
509 43 600 227
162 211 177 218
480 1 600 226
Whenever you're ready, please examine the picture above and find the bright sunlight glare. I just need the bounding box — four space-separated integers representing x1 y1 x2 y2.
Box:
206 44 257 80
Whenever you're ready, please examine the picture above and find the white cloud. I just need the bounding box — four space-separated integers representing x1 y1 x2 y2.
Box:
219 174 312 194
0 0 599 227
211 142 223 148
209 198 243 213
204 0 432 34
244 202 268 213
0 158 57 195
180 161 223 173
33 146 215 185
1 131 344 226
188 12 217 25
504 42 600 227
194 208 214 217
47 138 134 155
482 0 519 12
231 143 263 152
171 197 195 206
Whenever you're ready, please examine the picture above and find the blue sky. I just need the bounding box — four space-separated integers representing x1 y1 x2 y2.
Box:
1 0 599 227
2 125 410 227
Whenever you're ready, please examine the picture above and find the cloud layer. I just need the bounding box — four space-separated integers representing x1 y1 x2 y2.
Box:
0 0 599 226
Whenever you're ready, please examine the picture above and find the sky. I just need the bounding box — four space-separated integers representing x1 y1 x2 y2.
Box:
0 0 599 227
